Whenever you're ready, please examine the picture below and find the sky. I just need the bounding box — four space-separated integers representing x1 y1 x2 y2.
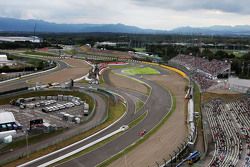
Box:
0 0 250 30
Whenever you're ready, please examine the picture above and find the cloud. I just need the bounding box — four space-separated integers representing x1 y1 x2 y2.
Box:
0 0 129 23
132 0 250 15
0 0 250 30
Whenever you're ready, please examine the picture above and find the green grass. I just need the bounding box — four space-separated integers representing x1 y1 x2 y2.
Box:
78 79 89 84
64 49 77 55
135 100 144 113
109 64 132 69
122 67 160 75
99 74 105 85
105 100 126 124
97 91 176 167
210 49 245 58
24 51 57 57
128 111 147 128
193 83 201 114
133 48 146 52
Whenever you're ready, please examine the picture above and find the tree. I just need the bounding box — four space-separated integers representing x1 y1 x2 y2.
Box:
201 49 214 60
184 47 200 56
242 52 250 60
214 50 229 60
1 65 10 72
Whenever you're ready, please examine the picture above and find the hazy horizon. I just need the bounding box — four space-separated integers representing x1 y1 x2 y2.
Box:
1 0 250 30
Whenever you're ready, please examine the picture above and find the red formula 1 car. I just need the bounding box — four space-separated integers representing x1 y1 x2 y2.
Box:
138 129 147 137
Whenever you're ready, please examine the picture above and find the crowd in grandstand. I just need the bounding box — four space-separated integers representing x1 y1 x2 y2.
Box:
204 97 250 167
170 54 230 90
90 48 131 59
170 54 230 77
192 73 216 90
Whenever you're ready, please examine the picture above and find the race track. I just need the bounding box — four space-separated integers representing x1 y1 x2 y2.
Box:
1 59 187 167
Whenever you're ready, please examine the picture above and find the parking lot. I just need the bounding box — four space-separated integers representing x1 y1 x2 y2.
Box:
0 94 90 136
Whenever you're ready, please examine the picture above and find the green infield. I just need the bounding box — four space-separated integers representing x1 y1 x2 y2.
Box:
122 67 160 75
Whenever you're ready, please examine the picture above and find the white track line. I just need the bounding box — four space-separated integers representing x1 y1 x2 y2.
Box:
37 126 128 167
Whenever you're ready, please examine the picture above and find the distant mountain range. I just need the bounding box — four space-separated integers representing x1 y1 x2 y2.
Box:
0 17 250 35
0 17 162 34
171 25 250 35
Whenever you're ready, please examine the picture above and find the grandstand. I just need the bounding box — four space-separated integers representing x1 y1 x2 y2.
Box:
169 54 230 91
203 97 250 167
170 54 230 79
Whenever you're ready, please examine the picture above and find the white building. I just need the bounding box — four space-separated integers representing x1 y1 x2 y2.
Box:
0 54 7 62
0 36 42 43
95 42 117 48
228 77 250 93
0 54 15 67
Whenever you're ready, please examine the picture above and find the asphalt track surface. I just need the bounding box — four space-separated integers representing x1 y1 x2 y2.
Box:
0 61 173 167
0 60 68 92
102 69 148 103
25 69 172 167
58 80 171 167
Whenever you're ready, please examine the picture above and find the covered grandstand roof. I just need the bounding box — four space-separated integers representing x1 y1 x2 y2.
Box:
229 77 250 88
0 111 15 124
0 54 8 62
0 36 41 43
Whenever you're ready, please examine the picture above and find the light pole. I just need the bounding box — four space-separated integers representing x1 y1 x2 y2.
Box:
241 61 245 75
25 128 29 158
225 60 232 79
229 61 231 78
247 64 250 78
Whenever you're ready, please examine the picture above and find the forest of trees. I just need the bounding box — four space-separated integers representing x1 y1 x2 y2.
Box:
0 41 51 49
0 32 249 78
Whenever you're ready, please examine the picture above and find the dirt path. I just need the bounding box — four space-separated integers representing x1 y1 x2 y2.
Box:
108 71 188 167
29 58 90 84
63 58 90 68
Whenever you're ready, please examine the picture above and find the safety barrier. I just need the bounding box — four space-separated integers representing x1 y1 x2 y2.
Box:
160 65 188 79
